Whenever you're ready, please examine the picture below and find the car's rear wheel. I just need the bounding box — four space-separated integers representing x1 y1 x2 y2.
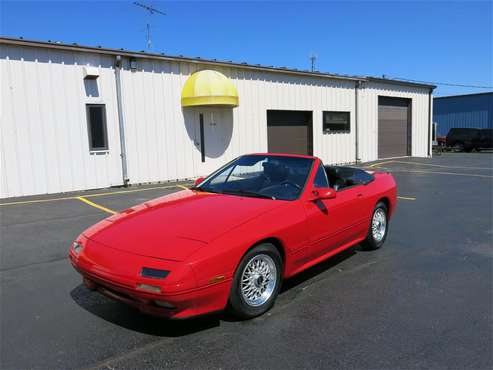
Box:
453 142 465 152
228 243 282 319
361 202 389 250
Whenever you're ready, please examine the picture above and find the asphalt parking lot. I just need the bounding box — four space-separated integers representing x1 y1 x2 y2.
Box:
1 153 492 370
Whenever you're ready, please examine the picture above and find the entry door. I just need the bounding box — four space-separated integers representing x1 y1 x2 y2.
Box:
378 97 411 158
267 110 313 155
194 110 234 176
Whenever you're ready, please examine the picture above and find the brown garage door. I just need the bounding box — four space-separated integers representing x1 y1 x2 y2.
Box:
378 97 411 158
267 110 313 155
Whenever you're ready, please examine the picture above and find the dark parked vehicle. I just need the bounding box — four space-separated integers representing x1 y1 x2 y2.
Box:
446 128 493 152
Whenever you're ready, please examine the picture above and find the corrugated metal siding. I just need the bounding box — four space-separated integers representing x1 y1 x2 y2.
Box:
358 82 430 161
433 93 493 136
1 44 431 198
120 58 357 184
1 45 123 198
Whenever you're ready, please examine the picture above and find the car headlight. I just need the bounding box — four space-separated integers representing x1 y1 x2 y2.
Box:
72 241 83 254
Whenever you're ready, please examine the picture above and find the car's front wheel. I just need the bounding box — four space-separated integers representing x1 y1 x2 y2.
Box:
228 243 282 319
361 202 389 250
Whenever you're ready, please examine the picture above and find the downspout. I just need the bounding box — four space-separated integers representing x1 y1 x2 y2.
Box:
115 55 129 186
355 80 362 163
427 88 432 157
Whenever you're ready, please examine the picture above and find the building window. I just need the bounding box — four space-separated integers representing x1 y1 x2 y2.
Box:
323 111 350 133
86 104 108 151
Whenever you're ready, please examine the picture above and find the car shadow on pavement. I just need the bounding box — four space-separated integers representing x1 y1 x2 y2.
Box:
280 245 360 294
70 244 363 336
70 285 221 337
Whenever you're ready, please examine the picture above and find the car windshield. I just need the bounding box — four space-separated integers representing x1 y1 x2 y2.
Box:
196 155 314 200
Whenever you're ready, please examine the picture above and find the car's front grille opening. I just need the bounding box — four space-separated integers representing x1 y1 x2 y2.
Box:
99 285 140 304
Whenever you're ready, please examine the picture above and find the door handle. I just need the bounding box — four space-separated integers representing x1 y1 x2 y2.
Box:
357 193 363 197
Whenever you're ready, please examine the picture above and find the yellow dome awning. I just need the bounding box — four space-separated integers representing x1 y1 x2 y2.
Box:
181 70 239 107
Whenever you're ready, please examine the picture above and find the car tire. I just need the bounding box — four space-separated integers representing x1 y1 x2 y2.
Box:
361 202 389 251
228 243 282 319
454 142 465 152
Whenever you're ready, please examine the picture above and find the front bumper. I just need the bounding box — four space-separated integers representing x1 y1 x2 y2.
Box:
69 241 231 319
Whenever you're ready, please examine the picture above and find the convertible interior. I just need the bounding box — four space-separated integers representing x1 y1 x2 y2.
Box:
324 166 374 191
203 156 375 200
256 162 375 193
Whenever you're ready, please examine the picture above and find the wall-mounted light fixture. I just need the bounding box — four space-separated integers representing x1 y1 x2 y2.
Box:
83 66 99 79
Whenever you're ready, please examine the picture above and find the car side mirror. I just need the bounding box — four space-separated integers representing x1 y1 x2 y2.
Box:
311 187 337 200
194 177 205 186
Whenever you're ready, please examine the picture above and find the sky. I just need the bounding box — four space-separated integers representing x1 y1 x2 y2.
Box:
1 0 492 96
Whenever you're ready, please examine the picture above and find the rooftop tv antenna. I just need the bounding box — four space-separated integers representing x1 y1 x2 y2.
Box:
309 53 318 72
133 2 166 50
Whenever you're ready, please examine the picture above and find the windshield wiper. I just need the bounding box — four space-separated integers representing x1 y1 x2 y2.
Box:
221 189 275 200
191 186 219 194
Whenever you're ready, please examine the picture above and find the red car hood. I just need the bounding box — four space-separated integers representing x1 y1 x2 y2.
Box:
83 190 283 261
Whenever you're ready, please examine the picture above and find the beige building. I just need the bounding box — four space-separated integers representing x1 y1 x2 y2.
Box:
0 37 434 198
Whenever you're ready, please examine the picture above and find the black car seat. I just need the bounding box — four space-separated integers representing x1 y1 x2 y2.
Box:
324 166 346 191
337 168 356 187
324 166 337 187
333 178 346 191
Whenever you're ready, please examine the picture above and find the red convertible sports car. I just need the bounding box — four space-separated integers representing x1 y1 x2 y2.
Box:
70 153 397 319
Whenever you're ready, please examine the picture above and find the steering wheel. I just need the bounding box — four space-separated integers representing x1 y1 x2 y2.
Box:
279 180 302 190
260 180 301 193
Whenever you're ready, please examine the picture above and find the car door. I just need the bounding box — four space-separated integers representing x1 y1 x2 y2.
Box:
302 163 366 261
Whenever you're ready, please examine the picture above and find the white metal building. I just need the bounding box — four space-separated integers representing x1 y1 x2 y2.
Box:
0 37 434 199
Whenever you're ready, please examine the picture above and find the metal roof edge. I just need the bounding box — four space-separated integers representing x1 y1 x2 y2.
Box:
0 36 365 83
434 91 493 99
1 36 436 90
366 77 436 90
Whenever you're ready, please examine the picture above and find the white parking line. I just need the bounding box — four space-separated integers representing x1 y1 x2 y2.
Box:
385 169 493 179
397 196 416 201
386 160 493 171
